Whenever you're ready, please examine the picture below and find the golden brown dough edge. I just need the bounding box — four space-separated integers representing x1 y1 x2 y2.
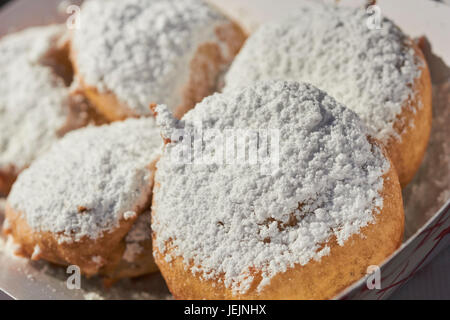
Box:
0 166 19 197
3 163 159 280
386 43 432 188
152 144 404 300
69 21 247 122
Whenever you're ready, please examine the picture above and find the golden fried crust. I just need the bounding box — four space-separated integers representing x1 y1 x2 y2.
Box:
0 166 18 197
387 44 432 187
5 204 133 275
70 22 247 122
4 162 159 280
72 64 138 122
108 235 159 279
175 22 247 119
152 151 404 300
5 204 158 279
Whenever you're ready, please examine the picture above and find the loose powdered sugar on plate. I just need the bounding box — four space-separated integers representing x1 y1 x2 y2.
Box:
224 4 422 142
153 80 389 294
0 25 71 170
8 118 162 242
72 0 230 115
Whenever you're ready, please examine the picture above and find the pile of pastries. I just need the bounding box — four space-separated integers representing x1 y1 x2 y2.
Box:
0 0 431 300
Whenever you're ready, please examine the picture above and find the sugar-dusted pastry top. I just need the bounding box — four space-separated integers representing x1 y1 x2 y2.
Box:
153 81 389 294
8 118 162 242
0 25 70 170
72 0 231 115
225 4 422 142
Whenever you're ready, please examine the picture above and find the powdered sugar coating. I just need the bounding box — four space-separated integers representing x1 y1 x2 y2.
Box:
0 25 70 170
8 118 162 242
224 4 422 142
153 81 389 294
123 211 151 263
72 0 230 115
